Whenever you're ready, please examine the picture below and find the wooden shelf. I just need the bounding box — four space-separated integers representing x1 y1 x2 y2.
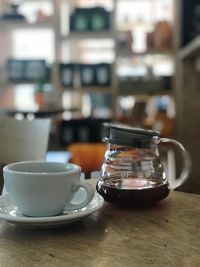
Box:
62 31 116 41
117 89 171 97
117 48 175 57
61 86 112 93
81 87 112 94
179 36 200 59
0 20 53 30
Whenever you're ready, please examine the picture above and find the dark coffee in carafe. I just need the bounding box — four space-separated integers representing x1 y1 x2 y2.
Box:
97 180 170 207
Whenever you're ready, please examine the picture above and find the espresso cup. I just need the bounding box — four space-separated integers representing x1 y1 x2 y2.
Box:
3 161 94 217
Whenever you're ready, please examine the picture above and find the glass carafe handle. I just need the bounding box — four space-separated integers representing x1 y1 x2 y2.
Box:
160 138 191 189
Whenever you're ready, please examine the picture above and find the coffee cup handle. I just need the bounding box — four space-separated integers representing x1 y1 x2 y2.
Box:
160 138 192 190
67 182 94 211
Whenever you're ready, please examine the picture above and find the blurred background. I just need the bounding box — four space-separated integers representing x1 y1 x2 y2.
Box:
0 0 199 193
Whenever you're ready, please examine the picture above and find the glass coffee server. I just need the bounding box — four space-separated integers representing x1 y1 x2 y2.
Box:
97 124 191 206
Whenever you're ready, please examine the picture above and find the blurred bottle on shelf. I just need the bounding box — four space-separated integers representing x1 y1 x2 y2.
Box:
153 21 173 50
146 32 154 50
146 21 173 51
118 30 133 52
36 10 52 23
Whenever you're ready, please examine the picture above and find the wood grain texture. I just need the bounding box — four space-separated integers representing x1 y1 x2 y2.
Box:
0 187 199 267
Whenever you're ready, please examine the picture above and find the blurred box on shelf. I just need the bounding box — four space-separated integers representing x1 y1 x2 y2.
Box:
80 64 96 86
7 59 50 83
70 7 111 32
80 63 112 87
88 92 112 119
59 63 75 87
70 8 89 32
1 3 26 21
118 76 172 93
6 59 23 83
59 118 110 146
24 60 50 83
90 7 111 31
95 63 111 86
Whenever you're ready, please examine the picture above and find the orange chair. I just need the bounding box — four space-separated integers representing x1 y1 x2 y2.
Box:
67 143 107 178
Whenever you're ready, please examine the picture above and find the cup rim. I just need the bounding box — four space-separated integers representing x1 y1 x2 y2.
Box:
3 161 81 176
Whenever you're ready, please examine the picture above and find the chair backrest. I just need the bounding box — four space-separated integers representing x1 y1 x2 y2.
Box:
0 116 51 164
67 142 107 178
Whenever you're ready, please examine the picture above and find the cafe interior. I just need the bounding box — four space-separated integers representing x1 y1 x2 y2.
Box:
0 0 200 192
0 0 199 265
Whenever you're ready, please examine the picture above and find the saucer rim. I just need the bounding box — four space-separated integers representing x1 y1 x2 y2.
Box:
0 192 104 224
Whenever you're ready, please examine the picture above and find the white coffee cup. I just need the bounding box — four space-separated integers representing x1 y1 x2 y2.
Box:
3 161 94 217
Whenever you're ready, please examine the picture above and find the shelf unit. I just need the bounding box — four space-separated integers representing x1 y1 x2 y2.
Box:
59 1 175 120
51 0 118 118
0 0 176 121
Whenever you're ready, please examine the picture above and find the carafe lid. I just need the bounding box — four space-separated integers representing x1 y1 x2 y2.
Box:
103 123 160 147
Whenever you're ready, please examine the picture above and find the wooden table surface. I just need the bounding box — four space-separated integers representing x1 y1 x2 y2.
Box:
0 183 199 267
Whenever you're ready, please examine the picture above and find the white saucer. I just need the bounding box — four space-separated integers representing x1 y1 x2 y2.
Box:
0 192 104 228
